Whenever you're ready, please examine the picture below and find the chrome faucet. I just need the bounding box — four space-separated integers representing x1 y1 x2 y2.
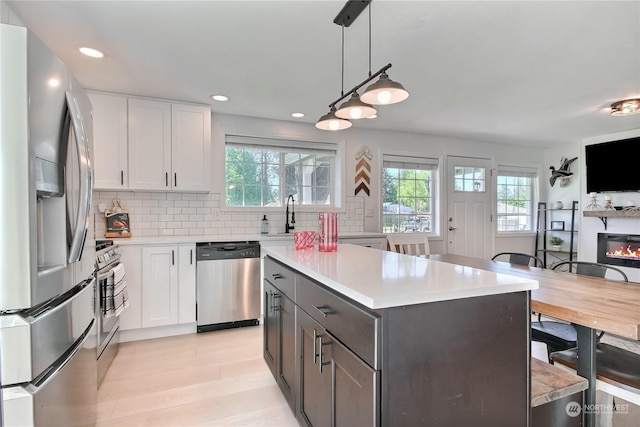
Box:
285 195 295 233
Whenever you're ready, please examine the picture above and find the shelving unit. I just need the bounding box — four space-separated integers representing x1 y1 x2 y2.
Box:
534 201 578 269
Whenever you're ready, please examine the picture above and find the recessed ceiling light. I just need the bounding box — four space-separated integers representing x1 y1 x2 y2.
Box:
366 114 378 119
211 95 228 102
291 112 304 118
79 47 104 58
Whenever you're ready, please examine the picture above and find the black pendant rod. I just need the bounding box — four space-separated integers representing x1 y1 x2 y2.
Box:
333 0 371 27
328 63 392 109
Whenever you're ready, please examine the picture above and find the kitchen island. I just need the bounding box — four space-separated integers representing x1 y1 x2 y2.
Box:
263 244 538 427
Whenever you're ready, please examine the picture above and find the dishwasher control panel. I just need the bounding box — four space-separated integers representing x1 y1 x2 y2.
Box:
196 241 260 260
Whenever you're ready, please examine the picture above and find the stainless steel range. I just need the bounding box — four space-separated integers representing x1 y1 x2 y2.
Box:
95 239 125 385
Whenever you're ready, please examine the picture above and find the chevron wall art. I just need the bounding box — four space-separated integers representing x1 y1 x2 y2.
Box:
354 145 372 196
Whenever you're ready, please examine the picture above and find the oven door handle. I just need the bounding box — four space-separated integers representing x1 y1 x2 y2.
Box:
97 262 119 281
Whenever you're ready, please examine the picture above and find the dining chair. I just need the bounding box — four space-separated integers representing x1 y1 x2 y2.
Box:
387 233 430 257
491 252 545 268
532 261 628 358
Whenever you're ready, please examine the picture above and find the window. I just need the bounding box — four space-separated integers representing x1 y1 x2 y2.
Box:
225 135 339 208
382 155 438 233
496 166 537 232
454 166 486 192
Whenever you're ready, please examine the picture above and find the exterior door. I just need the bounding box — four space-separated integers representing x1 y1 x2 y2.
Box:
446 156 492 258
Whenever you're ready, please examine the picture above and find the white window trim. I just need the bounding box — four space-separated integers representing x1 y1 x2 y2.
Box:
495 164 540 235
220 133 346 212
380 151 441 236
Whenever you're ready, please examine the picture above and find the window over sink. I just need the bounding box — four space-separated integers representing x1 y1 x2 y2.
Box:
225 135 343 209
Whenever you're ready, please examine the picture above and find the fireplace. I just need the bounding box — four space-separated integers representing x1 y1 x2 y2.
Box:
597 233 640 269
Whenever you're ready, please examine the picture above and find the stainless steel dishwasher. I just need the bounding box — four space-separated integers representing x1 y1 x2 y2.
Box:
196 241 261 332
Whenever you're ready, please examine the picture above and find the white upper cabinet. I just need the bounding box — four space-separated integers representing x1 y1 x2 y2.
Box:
171 103 211 192
128 98 172 190
88 92 128 189
128 98 211 192
90 92 211 192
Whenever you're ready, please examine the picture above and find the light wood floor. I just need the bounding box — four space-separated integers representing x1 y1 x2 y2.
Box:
99 323 639 426
96 325 298 426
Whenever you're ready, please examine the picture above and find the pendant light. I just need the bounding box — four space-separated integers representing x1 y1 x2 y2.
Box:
316 24 353 130
361 3 408 105
317 0 408 131
315 106 352 130
361 72 409 105
335 2 376 120
335 92 377 119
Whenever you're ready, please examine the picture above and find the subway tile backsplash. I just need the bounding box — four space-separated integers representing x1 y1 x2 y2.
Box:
93 191 365 238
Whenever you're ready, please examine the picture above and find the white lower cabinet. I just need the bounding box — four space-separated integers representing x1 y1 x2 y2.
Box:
119 244 196 336
142 246 179 328
177 244 196 324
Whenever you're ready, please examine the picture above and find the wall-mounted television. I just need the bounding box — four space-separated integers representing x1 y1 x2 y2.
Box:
585 136 640 193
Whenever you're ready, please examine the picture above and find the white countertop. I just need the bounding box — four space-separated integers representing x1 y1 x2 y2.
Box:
263 244 538 309
103 232 387 246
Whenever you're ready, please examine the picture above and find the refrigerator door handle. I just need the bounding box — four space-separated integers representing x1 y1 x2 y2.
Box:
66 92 93 264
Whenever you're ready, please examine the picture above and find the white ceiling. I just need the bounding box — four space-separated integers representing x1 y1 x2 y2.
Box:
7 0 640 148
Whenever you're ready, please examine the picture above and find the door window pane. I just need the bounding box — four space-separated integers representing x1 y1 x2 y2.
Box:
454 166 485 192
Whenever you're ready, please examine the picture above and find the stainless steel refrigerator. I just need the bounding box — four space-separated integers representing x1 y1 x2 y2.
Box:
0 23 97 426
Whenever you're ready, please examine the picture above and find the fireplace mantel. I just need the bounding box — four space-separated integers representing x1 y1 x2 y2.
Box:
583 210 640 230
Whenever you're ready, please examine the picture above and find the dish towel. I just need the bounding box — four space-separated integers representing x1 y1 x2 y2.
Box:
105 263 129 318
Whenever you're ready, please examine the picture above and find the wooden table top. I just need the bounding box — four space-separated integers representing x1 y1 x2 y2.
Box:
429 254 640 341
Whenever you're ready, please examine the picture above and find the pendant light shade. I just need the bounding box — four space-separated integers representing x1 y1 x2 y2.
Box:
335 92 377 119
315 107 352 131
361 72 409 105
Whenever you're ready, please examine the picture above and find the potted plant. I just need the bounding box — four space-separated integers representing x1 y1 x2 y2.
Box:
550 236 564 251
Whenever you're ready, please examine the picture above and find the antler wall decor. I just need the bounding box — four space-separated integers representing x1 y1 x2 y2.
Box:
354 146 372 196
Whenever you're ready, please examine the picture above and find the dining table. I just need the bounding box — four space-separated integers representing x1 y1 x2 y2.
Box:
428 254 640 427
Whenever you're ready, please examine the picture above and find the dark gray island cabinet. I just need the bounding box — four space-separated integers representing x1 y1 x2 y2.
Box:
263 245 538 427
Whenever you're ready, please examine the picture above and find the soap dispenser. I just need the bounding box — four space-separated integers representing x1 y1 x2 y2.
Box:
260 215 269 234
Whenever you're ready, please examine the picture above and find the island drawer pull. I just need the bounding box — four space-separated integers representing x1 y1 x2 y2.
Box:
312 305 335 318
271 273 283 280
